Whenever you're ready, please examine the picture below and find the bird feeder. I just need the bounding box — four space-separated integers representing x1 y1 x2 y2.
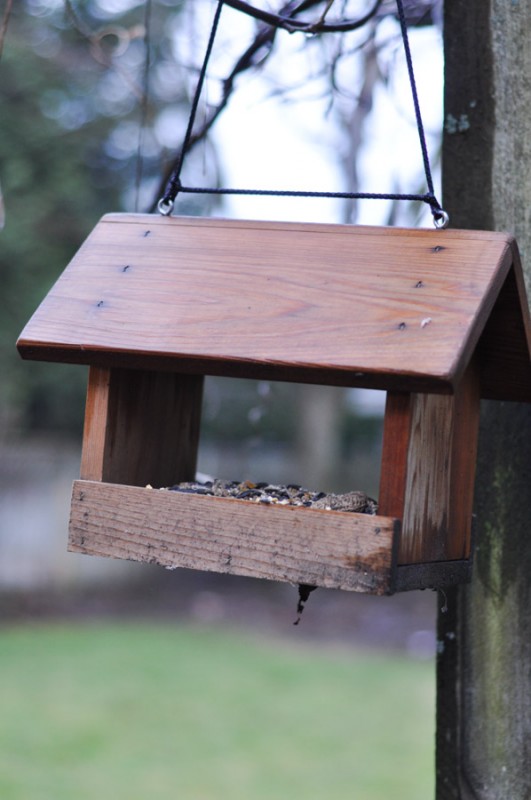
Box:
17 214 531 595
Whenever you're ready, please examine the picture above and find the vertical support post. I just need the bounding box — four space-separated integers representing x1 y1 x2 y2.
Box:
80 366 204 488
438 2 531 797
379 362 480 565
379 392 411 524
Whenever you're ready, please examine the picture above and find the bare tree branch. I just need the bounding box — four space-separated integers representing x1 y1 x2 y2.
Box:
222 0 383 34
153 0 300 206
153 0 441 210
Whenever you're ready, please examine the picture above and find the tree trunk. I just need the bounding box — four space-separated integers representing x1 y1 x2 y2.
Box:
437 2 531 798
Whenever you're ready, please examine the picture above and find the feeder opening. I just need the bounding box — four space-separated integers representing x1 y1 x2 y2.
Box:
193 376 384 505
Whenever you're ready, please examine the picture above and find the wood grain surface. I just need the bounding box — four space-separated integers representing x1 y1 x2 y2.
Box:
400 365 480 563
68 480 400 594
80 367 203 487
379 363 480 564
378 391 412 521
17 214 530 399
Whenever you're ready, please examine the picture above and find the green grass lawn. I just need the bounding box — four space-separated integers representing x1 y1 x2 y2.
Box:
0 623 434 800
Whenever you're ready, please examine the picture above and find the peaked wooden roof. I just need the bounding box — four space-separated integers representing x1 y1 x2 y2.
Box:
17 213 531 400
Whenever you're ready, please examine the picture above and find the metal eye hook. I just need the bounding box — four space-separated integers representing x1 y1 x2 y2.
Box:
157 197 174 217
433 209 450 230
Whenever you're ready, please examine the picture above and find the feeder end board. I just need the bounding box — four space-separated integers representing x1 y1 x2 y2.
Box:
69 480 400 595
68 480 473 594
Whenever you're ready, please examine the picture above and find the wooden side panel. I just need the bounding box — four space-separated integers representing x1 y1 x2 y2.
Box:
447 360 481 559
399 362 480 563
395 559 472 592
477 264 531 402
401 393 455 563
80 366 111 481
80 367 203 488
68 480 400 595
378 392 413 520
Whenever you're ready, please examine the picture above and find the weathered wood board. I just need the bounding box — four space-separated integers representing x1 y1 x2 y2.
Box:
80 367 203 487
68 480 400 594
379 360 480 563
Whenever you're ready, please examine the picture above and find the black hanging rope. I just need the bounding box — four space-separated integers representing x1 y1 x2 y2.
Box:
395 0 436 200
135 0 153 212
160 0 225 208
158 0 448 228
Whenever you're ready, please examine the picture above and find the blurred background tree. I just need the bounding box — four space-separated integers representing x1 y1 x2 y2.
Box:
1 0 441 477
0 0 214 435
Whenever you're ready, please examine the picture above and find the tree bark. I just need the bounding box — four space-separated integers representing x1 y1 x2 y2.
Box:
437 2 531 798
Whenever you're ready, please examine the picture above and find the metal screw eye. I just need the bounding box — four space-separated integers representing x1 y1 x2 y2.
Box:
433 210 450 230
157 197 174 217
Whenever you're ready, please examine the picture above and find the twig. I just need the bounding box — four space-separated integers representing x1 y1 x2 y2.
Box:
0 0 13 62
153 0 384 207
223 0 383 34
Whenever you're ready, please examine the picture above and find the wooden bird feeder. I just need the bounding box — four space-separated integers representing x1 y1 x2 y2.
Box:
17 214 531 595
